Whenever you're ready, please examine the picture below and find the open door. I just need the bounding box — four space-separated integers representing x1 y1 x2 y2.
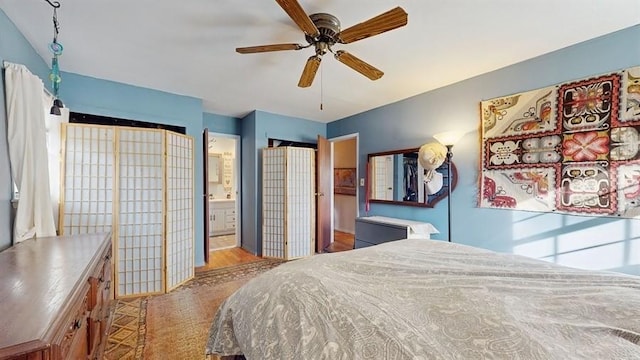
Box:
316 135 331 252
203 129 210 263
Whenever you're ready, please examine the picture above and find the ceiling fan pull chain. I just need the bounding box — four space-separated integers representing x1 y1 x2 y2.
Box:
320 64 324 110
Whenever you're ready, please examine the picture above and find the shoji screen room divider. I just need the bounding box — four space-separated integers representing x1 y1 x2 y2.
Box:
262 147 315 260
59 123 194 298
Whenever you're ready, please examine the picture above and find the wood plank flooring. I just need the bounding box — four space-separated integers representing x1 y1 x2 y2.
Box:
196 247 262 272
325 231 355 252
197 231 354 271
209 234 237 251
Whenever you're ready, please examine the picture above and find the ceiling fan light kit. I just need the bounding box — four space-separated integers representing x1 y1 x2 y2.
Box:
236 0 408 88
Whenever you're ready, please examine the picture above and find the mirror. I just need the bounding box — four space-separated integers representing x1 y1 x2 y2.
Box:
367 147 457 208
208 153 222 184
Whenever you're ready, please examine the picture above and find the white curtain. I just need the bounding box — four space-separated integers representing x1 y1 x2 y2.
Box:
4 62 56 242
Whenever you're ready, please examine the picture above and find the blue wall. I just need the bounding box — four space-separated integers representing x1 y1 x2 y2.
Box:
328 25 640 275
240 112 258 253
241 110 325 254
203 112 241 135
0 9 51 250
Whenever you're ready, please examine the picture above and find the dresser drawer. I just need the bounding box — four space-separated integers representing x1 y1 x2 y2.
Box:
89 248 112 311
54 286 89 360
354 239 377 248
88 247 112 356
355 220 407 246
355 217 437 249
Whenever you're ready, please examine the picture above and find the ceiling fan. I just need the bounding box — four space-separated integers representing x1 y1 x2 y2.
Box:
236 0 408 88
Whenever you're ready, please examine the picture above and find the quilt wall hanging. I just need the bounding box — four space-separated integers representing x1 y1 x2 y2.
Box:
479 65 640 218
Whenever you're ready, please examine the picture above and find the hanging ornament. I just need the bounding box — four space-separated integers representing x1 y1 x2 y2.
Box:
46 1 64 115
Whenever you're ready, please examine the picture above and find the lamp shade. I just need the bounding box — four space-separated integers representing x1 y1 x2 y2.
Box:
50 104 61 116
433 131 464 146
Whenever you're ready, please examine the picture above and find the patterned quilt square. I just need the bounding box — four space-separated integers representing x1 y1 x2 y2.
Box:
619 66 640 126
480 168 557 212
481 86 557 139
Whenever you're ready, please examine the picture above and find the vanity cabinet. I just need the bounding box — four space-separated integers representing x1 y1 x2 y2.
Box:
0 232 113 360
209 200 236 236
355 216 438 249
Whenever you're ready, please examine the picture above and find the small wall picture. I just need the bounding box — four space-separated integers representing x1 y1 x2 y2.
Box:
334 168 357 196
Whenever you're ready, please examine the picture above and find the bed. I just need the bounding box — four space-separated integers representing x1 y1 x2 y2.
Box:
206 239 640 359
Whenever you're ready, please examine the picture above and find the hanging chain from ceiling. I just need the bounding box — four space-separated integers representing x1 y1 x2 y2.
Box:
45 0 64 114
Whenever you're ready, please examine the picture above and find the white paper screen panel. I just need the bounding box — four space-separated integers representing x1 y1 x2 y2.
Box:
165 132 194 291
61 124 114 235
286 148 315 258
262 147 314 260
263 147 285 259
117 128 165 297
373 155 391 200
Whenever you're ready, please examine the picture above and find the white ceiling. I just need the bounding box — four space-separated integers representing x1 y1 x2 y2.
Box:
2 1 639 123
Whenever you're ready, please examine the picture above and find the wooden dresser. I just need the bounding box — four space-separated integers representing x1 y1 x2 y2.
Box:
0 232 113 360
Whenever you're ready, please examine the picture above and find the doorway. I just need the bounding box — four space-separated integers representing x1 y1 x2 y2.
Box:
329 133 359 251
206 132 241 256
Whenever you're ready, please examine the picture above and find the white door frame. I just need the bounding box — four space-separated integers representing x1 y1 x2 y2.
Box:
208 132 242 248
328 133 359 243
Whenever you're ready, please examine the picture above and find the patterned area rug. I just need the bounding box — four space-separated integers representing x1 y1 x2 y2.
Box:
103 258 284 360
103 297 148 360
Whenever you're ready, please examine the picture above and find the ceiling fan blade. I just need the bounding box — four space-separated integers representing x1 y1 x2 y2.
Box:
236 43 303 54
298 56 322 88
275 0 320 38
338 7 408 44
334 50 384 80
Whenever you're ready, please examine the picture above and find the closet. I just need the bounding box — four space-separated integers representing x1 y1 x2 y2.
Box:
262 147 315 260
59 123 194 298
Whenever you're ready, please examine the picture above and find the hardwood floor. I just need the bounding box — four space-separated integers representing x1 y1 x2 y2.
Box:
210 234 236 251
198 230 354 271
196 247 262 272
325 231 354 253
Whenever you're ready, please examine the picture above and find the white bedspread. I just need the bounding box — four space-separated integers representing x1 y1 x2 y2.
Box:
206 239 640 359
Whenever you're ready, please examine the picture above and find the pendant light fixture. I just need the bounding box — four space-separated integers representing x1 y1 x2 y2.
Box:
45 0 64 115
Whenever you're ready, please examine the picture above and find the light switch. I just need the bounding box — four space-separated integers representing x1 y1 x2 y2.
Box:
360 178 365 186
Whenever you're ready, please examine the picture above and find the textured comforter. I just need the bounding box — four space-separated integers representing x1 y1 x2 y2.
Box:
206 239 640 359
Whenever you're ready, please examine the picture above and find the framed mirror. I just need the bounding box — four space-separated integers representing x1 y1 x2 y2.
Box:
367 147 457 208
